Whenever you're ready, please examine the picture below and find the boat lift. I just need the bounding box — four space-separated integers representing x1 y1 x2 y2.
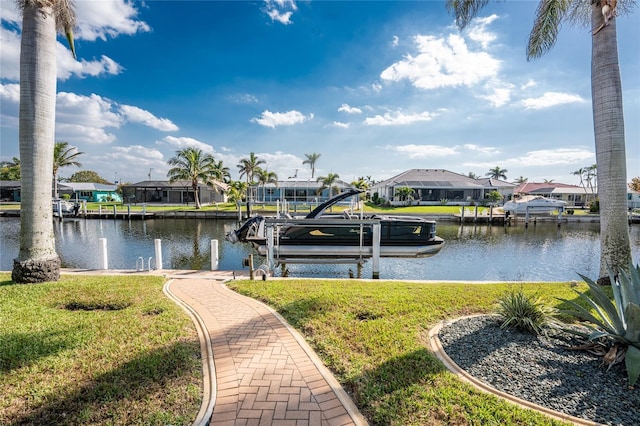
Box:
261 217 382 279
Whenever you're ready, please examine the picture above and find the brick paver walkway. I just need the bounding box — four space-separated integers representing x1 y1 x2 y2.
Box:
167 278 366 426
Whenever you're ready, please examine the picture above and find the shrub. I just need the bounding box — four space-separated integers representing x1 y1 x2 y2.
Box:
559 263 640 387
589 199 600 213
496 289 558 335
61 194 71 200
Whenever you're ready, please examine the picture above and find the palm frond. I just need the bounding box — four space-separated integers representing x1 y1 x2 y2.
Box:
445 0 490 30
527 0 571 60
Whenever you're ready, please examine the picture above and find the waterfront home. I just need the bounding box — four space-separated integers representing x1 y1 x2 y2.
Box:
58 182 122 203
122 180 228 205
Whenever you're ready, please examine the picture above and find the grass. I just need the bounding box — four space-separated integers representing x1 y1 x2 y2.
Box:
0 201 594 216
227 279 588 425
0 273 202 426
1 272 593 425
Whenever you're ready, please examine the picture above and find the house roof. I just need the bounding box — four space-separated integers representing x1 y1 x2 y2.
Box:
514 182 594 195
474 178 516 189
0 180 21 189
60 182 118 191
128 180 228 191
255 179 353 189
373 169 485 189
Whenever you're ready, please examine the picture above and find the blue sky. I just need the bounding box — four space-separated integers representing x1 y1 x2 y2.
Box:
1 0 638 186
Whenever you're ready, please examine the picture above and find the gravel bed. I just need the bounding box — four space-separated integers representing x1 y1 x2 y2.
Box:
438 316 639 425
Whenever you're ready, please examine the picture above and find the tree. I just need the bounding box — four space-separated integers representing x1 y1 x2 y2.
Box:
212 159 231 184
12 0 76 284
514 176 528 184
53 141 83 197
167 147 218 209
466 171 478 179
302 153 321 178
316 173 340 198
237 152 265 184
485 166 508 180
629 177 640 192
0 158 21 180
394 186 415 206
446 0 632 279
68 170 110 184
227 180 248 213
543 179 555 183
256 169 278 202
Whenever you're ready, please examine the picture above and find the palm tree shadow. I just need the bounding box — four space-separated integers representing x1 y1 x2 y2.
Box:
10 341 200 425
0 328 83 373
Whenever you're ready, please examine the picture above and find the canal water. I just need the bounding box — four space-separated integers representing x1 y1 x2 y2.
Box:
1 217 639 281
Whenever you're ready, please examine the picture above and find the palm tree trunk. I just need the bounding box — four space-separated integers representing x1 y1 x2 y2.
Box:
591 6 631 280
193 182 201 209
12 3 61 283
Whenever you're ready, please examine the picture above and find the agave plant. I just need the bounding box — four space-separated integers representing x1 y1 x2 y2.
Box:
560 263 640 387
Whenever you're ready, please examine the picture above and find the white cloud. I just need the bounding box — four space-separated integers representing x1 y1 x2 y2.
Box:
338 103 362 114
58 52 124 81
74 0 150 41
467 148 594 169
392 35 399 47
120 105 179 132
0 27 20 80
479 80 514 107
251 110 313 128
511 148 594 166
332 121 350 128
55 92 123 144
521 79 537 90
380 31 500 90
388 144 459 158
0 83 19 103
264 0 297 25
364 110 435 126
159 136 215 154
521 92 586 110
462 144 501 155
466 14 499 49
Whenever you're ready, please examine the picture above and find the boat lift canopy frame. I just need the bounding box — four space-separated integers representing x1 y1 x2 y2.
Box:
262 217 382 279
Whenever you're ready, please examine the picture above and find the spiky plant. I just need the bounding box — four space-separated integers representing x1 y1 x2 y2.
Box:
496 289 558 335
559 263 640 387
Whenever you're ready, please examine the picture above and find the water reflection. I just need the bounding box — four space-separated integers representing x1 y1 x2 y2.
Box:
1 217 638 281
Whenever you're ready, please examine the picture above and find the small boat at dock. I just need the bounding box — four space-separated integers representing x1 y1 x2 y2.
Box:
226 189 445 261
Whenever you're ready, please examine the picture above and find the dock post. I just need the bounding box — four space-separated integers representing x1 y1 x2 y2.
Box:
266 225 275 276
99 204 102 217
525 207 530 228
112 204 117 218
154 239 163 270
372 222 381 279
474 205 478 223
460 206 465 223
127 204 131 219
211 239 219 270
99 238 108 269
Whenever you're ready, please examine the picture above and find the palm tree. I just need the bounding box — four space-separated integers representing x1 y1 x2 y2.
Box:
167 147 218 209
212 159 231 184
316 172 340 199
302 153 321 178
12 0 76 283
256 169 278 202
514 176 528 184
53 141 83 197
485 166 508 180
446 0 632 280
237 152 265 184
394 186 415 206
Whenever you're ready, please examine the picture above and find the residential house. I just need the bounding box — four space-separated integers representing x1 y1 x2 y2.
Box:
512 182 595 207
58 182 122 203
252 179 354 203
122 180 228 205
0 180 21 202
371 169 516 205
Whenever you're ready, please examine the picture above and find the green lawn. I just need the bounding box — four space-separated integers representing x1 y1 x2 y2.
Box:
228 279 586 425
0 274 202 425
0 273 590 425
